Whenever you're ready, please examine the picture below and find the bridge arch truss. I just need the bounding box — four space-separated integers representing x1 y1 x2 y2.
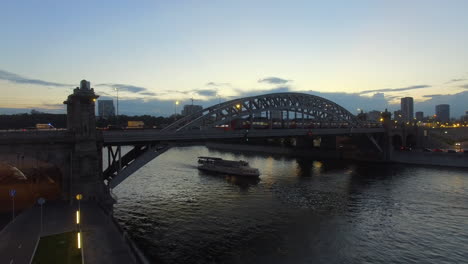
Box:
163 93 364 131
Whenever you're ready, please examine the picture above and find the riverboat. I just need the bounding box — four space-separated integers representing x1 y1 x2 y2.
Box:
197 156 260 177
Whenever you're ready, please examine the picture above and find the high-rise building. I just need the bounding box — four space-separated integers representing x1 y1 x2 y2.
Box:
415 111 424 121
97 100 115 119
400 97 414 122
181 104 203 116
435 104 450 123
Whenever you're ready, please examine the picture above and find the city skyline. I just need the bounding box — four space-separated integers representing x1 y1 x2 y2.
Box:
1 1 468 116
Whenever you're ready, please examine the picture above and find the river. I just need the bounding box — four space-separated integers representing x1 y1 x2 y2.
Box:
112 146 468 264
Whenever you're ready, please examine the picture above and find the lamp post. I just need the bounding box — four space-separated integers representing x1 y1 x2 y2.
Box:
9 189 16 222
38 197 45 234
174 101 179 120
76 194 82 249
76 194 82 215
115 87 119 124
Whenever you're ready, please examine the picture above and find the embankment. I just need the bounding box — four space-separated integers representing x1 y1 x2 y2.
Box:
206 143 468 168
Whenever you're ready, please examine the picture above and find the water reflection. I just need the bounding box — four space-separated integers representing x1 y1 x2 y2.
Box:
197 170 260 191
114 146 468 264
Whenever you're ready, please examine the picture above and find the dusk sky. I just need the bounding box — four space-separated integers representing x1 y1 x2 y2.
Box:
1 0 468 117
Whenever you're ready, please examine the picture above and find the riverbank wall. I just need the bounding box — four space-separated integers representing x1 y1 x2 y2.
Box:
206 143 468 168
98 203 151 264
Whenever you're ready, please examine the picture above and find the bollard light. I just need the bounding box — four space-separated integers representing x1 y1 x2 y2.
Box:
77 232 81 249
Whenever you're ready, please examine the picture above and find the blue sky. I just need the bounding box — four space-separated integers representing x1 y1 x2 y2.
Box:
1 0 468 117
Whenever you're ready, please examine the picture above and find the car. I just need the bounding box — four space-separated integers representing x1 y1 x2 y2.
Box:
447 149 457 153
423 148 432 152
399 146 412 151
432 148 443 152
464 149 468 154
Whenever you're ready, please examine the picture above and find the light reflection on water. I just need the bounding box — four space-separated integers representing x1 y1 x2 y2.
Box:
113 146 468 264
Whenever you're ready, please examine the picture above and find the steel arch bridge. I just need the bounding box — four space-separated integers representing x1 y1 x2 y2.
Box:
163 92 364 132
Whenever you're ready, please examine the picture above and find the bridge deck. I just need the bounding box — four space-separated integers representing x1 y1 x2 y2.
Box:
0 127 385 145
102 128 385 145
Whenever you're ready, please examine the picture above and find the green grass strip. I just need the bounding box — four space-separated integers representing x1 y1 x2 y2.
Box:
31 231 82 264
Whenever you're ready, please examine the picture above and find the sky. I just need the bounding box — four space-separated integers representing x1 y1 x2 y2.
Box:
1 0 468 117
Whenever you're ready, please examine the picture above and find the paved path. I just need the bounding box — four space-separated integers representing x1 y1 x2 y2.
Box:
0 207 40 264
80 203 136 264
0 201 136 264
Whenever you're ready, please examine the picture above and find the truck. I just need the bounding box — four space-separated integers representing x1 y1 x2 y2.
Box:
127 121 144 129
36 123 55 129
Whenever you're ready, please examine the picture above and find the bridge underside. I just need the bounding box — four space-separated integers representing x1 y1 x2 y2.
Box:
103 143 170 188
102 128 386 188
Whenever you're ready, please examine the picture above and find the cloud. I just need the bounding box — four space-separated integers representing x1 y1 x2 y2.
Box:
237 86 292 98
140 92 159 96
306 90 393 113
0 107 65 114
195 89 217 97
206 82 230 87
416 91 468 117
445 78 466 84
385 95 399 100
0 69 72 87
358 85 431 95
9 88 467 118
96 83 148 93
97 91 114 97
422 94 448 98
1 69 464 117
40 103 65 110
258 77 290 85
75 90 468 118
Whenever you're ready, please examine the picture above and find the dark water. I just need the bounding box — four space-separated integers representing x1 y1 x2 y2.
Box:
113 146 468 264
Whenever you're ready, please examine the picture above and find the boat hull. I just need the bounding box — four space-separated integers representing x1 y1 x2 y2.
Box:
197 165 260 177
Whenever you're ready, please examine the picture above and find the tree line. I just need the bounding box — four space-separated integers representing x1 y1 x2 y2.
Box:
0 112 179 129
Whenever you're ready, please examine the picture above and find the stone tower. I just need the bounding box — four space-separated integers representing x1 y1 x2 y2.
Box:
64 80 99 137
63 80 112 205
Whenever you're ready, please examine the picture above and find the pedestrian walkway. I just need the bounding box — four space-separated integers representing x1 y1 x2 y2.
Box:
0 201 136 264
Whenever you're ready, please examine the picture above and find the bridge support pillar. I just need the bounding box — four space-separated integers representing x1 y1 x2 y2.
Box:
64 80 114 207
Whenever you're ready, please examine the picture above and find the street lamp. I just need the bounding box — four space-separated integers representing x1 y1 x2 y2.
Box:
38 197 45 234
174 101 179 120
114 87 119 121
76 194 82 249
